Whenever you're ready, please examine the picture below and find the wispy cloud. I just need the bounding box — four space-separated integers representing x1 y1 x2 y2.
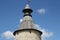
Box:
1 24 53 40
2 31 14 39
20 19 23 23
34 24 53 40
37 8 46 14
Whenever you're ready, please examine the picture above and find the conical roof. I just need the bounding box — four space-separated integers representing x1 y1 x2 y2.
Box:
19 16 35 29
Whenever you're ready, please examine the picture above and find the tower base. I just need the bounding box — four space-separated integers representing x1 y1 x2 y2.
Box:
13 29 42 40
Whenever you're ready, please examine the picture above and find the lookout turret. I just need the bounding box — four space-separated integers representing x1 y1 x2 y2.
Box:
13 0 42 40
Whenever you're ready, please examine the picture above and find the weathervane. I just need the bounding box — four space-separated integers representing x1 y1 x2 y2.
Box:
27 0 30 4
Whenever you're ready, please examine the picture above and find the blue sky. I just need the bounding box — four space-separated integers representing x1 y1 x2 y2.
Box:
0 0 60 40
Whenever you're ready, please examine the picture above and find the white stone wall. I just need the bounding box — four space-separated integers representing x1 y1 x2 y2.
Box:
15 30 41 40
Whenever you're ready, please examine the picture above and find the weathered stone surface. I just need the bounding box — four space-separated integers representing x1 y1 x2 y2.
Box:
15 30 41 40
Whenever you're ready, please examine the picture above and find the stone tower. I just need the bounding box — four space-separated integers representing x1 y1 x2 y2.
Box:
13 0 42 40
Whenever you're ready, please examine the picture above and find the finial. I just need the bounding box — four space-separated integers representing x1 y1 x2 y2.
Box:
27 0 30 4
23 0 33 17
25 0 30 9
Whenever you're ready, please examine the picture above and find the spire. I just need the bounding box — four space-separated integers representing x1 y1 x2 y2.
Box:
23 0 33 17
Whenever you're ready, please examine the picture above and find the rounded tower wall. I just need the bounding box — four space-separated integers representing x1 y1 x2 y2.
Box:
15 30 41 40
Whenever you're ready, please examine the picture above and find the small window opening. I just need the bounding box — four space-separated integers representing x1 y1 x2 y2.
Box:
29 31 31 33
